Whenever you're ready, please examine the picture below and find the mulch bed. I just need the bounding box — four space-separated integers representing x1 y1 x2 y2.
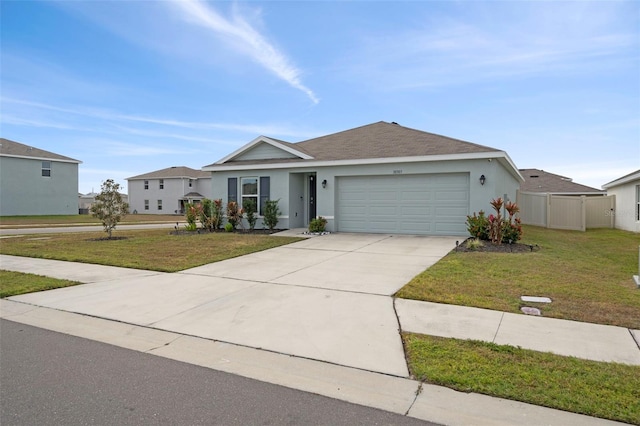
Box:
170 229 284 236
454 238 539 253
87 237 129 242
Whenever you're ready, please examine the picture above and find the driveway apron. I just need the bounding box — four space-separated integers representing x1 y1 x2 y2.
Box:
7 234 457 377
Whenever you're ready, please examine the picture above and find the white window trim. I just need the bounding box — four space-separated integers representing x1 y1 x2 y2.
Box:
42 161 51 178
241 176 259 214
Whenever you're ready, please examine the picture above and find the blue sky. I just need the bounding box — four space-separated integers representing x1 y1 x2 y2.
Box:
1 0 638 194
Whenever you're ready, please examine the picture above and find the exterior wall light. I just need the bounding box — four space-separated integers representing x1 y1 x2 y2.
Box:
322 179 327 189
479 174 486 185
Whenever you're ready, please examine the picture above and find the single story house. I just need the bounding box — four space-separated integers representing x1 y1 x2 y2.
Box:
519 168 605 195
602 169 640 233
0 138 81 216
202 121 523 235
127 166 211 214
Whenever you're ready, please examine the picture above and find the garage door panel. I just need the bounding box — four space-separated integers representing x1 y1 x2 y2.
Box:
338 173 469 235
369 206 398 215
435 189 468 201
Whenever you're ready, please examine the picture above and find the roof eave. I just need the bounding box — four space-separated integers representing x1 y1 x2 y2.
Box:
0 153 82 164
602 170 640 189
203 151 521 175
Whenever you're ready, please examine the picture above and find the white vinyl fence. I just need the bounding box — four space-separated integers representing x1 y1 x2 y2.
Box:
516 191 615 231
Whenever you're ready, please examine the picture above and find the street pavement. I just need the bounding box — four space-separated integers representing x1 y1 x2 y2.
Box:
1 319 436 426
0 231 635 425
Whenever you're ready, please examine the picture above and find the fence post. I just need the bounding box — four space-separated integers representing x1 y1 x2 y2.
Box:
546 193 551 228
610 194 616 229
580 196 586 232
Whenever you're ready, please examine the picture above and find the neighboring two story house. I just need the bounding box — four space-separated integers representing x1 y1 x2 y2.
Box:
0 138 81 216
127 166 211 215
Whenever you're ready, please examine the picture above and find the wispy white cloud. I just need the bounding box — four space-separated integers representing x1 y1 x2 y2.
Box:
169 0 318 104
1 97 317 138
345 3 638 90
104 141 192 157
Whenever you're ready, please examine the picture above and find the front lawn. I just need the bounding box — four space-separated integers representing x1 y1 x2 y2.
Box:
404 333 640 425
0 214 182 227
0 271 81 298
396 226 640 328
0 229 303 272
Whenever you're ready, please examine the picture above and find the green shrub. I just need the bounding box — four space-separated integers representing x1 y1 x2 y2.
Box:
243 199 257 230
467 200 522 244
263 199 280 231
466 211 490 240
309 216 328 233
224 223 234 232
185 202 201 230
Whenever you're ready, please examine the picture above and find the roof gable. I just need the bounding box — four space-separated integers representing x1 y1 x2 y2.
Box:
0 138 81 163
519 168 604 194
215 136 313 164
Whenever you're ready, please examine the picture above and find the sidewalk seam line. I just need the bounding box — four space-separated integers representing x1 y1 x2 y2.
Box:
493 312 505 343
629 328 640 351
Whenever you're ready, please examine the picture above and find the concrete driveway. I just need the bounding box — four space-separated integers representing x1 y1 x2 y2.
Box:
7 233 457 377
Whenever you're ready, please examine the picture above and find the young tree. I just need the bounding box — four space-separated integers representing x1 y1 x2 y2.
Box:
91 179 129 239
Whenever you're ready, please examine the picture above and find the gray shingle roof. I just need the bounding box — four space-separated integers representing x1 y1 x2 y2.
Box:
519 168 604 194
206 121 500 168
0 138 81 163
296 121 497 160
127 166 210 180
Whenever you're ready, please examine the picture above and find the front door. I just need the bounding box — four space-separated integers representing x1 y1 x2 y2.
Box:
309 174 317 221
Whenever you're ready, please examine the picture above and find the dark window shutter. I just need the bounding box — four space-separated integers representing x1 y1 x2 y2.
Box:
259 177 270 215
228 178 237 203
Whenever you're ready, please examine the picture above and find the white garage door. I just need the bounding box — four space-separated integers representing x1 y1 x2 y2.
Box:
337 173 469 235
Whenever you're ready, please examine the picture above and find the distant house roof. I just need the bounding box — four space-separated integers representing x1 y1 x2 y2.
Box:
0 138 81 164
519 168 604 194
204 122 520 180
127 166 210 180
602 169 640 190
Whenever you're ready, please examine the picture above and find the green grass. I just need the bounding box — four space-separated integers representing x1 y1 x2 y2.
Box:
0 270 81 298
0 214 183 227
396 226 640 328
0 229 302 272
404 333 640 425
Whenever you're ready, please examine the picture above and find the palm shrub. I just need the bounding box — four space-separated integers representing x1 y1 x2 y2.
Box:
243 199 257 231
488 197 504 244
211 199 224 230
226 201 241 230
263 199 280 231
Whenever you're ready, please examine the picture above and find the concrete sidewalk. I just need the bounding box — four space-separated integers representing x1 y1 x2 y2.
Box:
1 230 637 425
397 299 640 366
